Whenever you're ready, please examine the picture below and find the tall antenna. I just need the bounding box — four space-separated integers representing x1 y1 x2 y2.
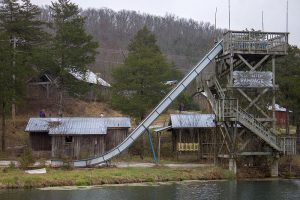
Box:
215 7 217 30
214 7 218 42
262 11 264 31
228 0 231 30
286 0 288 32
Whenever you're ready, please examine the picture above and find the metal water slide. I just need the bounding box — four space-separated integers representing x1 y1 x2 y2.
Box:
52 40 224 167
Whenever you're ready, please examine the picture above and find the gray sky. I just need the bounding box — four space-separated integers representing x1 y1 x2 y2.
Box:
32 0 300 47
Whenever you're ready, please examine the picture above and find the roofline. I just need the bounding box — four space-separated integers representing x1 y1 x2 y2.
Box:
154 126 172 132
27 117 131 119
171 126 216 129
48 133 107 135
25 130 49 133
223 30 289 35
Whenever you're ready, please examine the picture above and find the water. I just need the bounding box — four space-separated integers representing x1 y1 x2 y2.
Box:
1 179 300 200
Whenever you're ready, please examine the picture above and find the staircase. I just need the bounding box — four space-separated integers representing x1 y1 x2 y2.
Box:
204 80 282 152
236 108 281 151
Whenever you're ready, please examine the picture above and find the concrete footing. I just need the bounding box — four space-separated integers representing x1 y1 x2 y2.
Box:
229 159 237 174
271 158 279 177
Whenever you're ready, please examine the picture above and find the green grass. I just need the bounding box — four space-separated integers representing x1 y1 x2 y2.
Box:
0 166 234 189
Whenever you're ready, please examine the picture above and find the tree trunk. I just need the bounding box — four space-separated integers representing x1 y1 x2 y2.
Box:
296 113 300 154
1 102 6 152
286 106 289 134
58 90 63 117
297 113 300 135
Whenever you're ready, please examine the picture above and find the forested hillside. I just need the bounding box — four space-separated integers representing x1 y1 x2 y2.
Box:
40 7 223 81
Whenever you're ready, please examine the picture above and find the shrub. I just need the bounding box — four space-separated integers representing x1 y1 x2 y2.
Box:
19 149 35 169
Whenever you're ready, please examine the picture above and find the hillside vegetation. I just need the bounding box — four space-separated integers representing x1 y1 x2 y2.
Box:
39 7 223 81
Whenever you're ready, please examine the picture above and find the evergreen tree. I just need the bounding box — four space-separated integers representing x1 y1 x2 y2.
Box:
276 46 300 132
112 27 172 120
49 0 98 112
0 32 12 151
0 0 46 151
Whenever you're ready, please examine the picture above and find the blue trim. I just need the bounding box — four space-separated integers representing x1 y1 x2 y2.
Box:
146 128 158 164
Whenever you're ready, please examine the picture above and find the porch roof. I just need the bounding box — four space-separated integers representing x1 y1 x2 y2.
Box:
170 114 215 128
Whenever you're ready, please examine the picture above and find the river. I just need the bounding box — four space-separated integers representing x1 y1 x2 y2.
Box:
1 179 300 200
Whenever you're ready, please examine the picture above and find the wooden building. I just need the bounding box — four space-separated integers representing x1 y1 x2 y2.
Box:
168 113 218 161
26 69 111 101
268 104 290 128
25 117 131 159
26 73 59 100
193 91 212 113
69 69 111 101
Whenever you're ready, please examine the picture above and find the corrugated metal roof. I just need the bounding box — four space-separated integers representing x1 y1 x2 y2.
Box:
69 69 111 87
25 117 131 135
154 126 172 132
267 104 292 112
170 114 215 128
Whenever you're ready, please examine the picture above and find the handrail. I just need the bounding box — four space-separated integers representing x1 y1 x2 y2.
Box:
203 81 217 114
215 79 225 99
236 107 281 151
205 75 281 151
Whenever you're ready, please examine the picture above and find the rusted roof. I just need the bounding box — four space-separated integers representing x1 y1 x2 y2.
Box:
25 117 131 135
170 114 215 128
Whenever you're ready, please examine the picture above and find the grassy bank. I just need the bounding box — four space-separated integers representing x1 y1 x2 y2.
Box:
0 166 234 189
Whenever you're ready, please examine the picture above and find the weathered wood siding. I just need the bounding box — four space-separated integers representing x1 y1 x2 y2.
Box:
172 128 219 160
44 128 129 159
26 84 58 100
29 132 51 151
51 135 105 159
105 128 129 152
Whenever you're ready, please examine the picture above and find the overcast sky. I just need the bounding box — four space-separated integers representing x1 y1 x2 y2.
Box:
32 0 300 47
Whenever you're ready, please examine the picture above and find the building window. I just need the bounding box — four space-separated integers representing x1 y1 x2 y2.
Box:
65 136 73 144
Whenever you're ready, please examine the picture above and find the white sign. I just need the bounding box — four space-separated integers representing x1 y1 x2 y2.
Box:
233 71 273 87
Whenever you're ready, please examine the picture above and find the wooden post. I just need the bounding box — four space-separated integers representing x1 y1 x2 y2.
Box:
197 130 200 160
179 129 181 156
214 124 217 165
285 105 289 134
46 83 49 99
158 132 161 161
272 56 276 130
51 137 54 157
230 56 233 87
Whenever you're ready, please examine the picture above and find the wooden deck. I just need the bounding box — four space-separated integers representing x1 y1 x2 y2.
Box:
223 31 288 55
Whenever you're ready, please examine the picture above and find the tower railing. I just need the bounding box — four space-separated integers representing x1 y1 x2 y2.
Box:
205 78 282 151
223 31 288 55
